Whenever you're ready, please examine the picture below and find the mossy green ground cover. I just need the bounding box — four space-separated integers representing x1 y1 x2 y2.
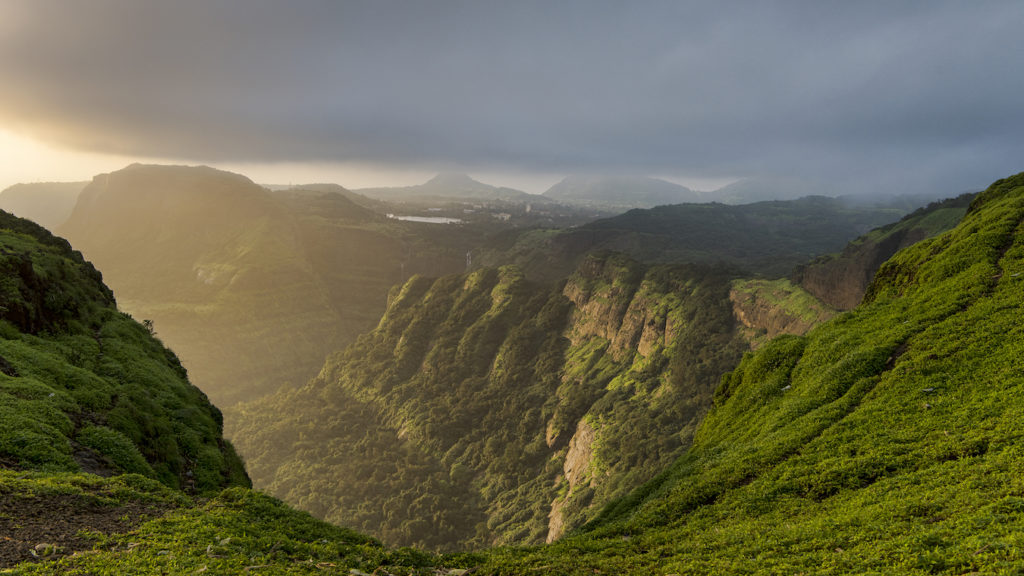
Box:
0 471 470 575
0 210 246 491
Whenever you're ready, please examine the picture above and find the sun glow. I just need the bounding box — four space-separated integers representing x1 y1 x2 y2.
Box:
0 129 156 189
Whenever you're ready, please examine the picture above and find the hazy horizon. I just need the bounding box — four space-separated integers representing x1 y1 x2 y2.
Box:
2 2 1022 197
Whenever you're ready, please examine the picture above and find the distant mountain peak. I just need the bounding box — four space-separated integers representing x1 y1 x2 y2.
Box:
420 172 495 193
357 172 533 201
544 174 699 209
98 163 260 190
426 172 486 186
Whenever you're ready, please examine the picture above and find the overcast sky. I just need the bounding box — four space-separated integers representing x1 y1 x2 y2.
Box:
1 1 1022 194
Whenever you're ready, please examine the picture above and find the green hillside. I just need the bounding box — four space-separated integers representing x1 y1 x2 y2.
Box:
465 173 1024 573
479 196 905 281
0 209 246 490
231 254 748 550
0 471 460 575
0 208 458 574
228 194 919 552
7 172 1024 575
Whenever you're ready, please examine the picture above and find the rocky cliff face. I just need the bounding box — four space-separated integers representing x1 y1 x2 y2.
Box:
232 253 748 550
562 255 685 360
729 279 836 348
548 418 598 542
792 193 974 310
793 228 928 310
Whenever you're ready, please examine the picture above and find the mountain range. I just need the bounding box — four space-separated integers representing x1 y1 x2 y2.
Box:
543 175 700 208
357 172 542 203
229 183 969 551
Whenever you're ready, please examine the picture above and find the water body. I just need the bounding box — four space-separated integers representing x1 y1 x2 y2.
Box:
387 214 462 224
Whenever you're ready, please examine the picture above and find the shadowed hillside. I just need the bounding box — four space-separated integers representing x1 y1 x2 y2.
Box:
478 196 906 281
793 192 975 309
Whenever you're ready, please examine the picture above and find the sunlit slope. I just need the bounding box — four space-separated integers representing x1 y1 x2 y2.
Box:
231 255 748 550
57 164 471 407
475 174 1024 574
0 209 246 490
56 164 342 406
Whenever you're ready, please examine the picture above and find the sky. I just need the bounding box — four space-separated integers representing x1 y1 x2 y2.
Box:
1 1 1022 195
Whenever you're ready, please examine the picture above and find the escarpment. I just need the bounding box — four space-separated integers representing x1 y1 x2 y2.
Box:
232 252 747 550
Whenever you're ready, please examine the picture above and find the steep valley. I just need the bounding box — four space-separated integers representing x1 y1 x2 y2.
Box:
475 171 1024 574
0 172 1020 575
231 254 750 549
44 163 971 554
229 186 970 552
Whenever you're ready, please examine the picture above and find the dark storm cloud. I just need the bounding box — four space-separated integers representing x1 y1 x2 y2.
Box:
1 0 1022 193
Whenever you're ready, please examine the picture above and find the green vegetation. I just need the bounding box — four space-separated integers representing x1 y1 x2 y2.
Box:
793 192 975 310
729 278 837 348
731 278 833 325
0 208 452 574
0 208 246 490
478 195 905 281
9 165 1024 575
231 253 747 550
226 191 917 552
0 471 462 575
455 173 1024 573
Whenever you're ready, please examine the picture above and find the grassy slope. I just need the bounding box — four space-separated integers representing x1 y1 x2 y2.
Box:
729 278 837 348
0 210 246 490
0 209 460 575
0 472 460 576
471 174 1024 573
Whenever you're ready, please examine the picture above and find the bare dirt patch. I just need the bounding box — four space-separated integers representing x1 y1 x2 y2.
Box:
0 488 174 568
